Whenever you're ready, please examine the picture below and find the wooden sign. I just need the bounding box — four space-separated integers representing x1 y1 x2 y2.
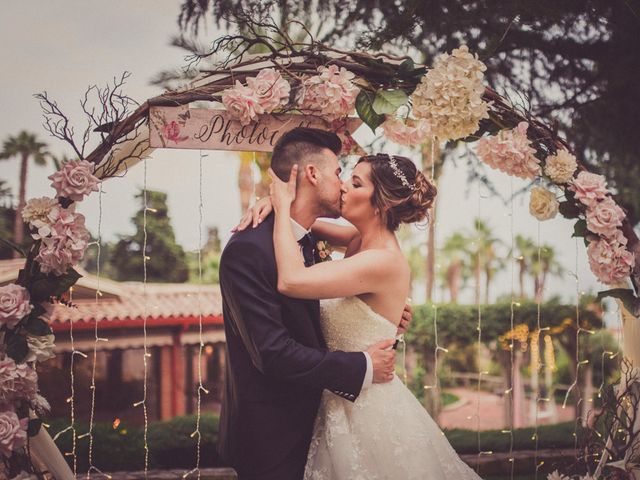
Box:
148 106 365 155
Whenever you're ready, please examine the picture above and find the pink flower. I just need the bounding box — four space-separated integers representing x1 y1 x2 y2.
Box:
587 236 635 285
569 171 608 207
381 117 431 146
300 65 359 120
246 68 291 113
0 408 28 457
586 197 626 238
222 81 264 126
476 122 541 179
34 207 90 276
0 358 38 405
0 284 33 330
162 121 189 143
48 160 100 202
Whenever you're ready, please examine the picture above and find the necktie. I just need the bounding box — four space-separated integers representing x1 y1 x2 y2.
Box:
297 232 316 267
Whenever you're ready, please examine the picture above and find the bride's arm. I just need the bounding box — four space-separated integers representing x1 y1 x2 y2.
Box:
311 220 359 249
270 166 394 300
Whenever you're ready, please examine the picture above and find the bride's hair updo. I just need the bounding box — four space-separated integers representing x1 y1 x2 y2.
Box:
357 154 437 231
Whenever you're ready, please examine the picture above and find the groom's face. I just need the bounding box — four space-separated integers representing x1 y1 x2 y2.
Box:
312 148 343 219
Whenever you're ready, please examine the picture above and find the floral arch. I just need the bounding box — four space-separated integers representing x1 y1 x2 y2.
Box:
1 22 639 479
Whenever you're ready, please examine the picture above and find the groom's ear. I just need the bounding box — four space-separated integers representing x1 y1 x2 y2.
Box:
304 163 320 186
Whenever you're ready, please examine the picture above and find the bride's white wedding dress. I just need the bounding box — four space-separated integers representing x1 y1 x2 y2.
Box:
304 296 481 480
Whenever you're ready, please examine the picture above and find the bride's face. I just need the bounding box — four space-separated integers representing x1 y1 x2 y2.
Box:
341 162 376 223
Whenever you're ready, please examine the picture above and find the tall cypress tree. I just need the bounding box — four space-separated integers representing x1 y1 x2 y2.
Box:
109 189 189 283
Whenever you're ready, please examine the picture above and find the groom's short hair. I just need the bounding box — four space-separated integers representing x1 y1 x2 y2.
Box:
271 127 342 181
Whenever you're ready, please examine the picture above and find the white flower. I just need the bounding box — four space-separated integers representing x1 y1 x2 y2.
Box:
544 150 578 184
30 393 51 416
10 471 39 480
25 334 56 363
529 186 559 221
547 470 569 480
21 197 58 226
411 45 489 140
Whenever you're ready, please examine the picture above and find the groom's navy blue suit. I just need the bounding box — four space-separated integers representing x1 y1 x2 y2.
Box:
218 214 367 480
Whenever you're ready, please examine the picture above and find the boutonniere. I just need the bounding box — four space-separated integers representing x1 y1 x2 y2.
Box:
315 240 333 262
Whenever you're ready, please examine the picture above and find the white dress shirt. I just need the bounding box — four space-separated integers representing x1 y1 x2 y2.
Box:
289 218 373 391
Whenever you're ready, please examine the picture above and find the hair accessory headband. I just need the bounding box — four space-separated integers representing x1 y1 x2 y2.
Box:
388 155 417 191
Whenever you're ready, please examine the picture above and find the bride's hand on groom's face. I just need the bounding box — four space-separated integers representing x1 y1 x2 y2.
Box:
268 165 297 213
367 339 397 384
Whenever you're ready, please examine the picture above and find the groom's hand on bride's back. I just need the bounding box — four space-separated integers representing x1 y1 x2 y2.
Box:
367 339 397 383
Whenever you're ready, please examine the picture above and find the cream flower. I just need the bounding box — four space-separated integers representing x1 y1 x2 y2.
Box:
21 197 58 225
546 471 569 480
0 284 33 330
25 334 56 363
30 393 51 416
300 65 359 120
544 150 577 184
411 45 489 140
529 186 559 221
381 117 431 146
476 122 541 179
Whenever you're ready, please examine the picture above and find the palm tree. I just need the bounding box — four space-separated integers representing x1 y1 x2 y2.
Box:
513 234 537 300
0 131 49 256
439 231 470 304
469 219 503 305
531 244 565 302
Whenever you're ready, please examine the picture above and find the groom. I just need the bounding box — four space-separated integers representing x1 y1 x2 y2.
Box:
218 127 399 480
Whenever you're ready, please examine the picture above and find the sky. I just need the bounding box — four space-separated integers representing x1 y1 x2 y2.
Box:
0 1 612 309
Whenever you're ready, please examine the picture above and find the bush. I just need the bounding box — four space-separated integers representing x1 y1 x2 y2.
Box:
47 413 221 472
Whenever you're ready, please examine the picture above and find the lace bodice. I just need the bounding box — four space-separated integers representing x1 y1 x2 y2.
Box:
319 296 397 352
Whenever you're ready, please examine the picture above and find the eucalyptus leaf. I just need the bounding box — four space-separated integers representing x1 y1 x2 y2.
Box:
7 334 28 363
25 317 52 336
355 90 385 132
0 237 26 257
572 219 587 238
372 89 409 115
558 201 582 219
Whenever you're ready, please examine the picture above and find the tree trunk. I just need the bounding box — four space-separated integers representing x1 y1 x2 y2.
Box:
518 260 526 300
513 348 526 428
484 270 492 305
13 153 28 257
423 140 440 303
447 262 460 304
580 363 594 427
474 261 481 306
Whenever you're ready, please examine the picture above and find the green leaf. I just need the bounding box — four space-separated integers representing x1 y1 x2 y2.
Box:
597 288 640 317
558 201 582 219
398 58 416 76
355 90 385 132
25 317 52 336
28 418 42 437
372 89 409 115
53 268 82 297
7 334 28 363
0 237 26 257
571 219 587 238
30 269 82 301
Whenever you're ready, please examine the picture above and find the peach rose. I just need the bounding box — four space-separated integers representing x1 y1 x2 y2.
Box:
570 171 608 207
246 68 290 113
48 160 100 202
0 409 28 457
0 284 33 329
586 197 625 238
222 81 264 126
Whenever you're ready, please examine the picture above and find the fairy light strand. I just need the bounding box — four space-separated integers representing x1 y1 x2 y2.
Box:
183 151 209 479
507 176 515 480
85 183 112 479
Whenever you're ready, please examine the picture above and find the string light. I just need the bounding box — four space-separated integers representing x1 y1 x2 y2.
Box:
183 151 208 479
85 183 112 479
508 176 515 480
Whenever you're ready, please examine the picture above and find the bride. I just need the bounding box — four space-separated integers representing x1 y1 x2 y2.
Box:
242 153 481 479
